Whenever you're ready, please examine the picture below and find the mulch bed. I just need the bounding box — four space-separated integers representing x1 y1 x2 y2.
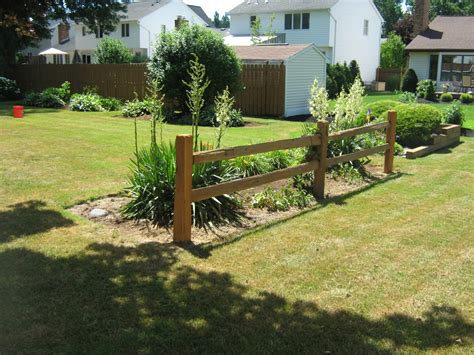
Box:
68 165 388 245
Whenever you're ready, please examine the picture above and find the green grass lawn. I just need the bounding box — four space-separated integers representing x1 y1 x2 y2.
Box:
0 105 473 353
364 92 474 129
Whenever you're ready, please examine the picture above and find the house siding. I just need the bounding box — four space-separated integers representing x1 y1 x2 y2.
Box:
230 11 332 47
408 52 431 80
329 0 382 82
285 47 326 117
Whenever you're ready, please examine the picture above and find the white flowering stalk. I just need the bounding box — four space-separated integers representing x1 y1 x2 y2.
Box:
345 78 365 124
309 78 329 121
214 86 235 148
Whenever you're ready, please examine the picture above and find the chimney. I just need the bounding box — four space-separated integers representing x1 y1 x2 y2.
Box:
413 0 430 37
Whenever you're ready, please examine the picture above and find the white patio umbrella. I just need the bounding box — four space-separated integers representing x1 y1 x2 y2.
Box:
39 48 68 55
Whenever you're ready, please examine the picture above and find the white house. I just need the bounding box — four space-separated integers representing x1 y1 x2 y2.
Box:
234 44 327 117
228 0 383 82
25 0 210 64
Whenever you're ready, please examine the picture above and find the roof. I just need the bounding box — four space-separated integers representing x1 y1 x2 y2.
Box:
187 5 214 27
406 16 474 52
119 0 172 21
228 0 339 15
233 44 317 62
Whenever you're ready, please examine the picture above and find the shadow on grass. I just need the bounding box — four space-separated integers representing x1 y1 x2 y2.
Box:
0 243 471 353
0 200 74 243
430 141 464 155
200 172 406 256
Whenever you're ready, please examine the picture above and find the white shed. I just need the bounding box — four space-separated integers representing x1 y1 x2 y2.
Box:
233 44 327 117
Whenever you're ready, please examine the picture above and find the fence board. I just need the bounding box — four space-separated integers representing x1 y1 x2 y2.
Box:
376 67 402 82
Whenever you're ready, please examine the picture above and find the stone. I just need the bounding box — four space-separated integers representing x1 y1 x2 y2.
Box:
89 208 109 218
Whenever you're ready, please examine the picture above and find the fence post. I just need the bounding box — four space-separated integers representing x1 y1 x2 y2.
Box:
173 135 193 242
314 120 329 199
384 111 397 174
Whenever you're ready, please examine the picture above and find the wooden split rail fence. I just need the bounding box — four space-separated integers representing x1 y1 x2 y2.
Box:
173 111 397 241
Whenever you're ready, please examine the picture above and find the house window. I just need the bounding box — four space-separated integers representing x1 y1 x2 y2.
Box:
82 54 91 64
363 20 369 35
250 15 257 27
284 13 310 30
121 23 130 37
441 55 474 83
302 13 310 29
429 55 439 81
284 14 292 30
293 13 301 30
95 26 103 38
53 55 64 64
82 26 86 36
65 54 70 64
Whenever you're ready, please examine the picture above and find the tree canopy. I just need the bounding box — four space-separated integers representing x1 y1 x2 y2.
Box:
0 0 125 68
374 0 403 36
380 33 406 69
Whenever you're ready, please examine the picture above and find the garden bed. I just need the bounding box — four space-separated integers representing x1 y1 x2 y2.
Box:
405 124 461 159
69 165 388 245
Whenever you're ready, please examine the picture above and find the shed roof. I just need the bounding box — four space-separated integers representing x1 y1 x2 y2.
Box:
229 0 338 15
406 16 474 52
233 44 316 62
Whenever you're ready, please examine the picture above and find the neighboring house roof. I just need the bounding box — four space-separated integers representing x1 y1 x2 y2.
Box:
187 4 214 27
233 43 321 62
228 0 339 15
406 16 474 52
120 0 173 21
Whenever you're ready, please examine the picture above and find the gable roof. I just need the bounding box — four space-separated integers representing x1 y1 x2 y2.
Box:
187 5 214 27
228 0 339 15
406 16 474 52
119 0 172 21
233 43 323 62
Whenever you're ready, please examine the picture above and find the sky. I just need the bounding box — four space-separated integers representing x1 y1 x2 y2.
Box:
185 0 243 17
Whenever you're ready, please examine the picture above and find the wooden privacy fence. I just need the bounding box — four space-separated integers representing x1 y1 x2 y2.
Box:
234 64 285 117
11 64 147 100
10 63 284 115
376 67 403 82
173 111 397 242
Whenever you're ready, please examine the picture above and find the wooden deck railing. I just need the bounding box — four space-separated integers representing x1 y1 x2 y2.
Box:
173 111 397 241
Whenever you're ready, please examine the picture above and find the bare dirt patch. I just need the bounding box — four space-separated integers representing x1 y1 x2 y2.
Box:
68 165 388 245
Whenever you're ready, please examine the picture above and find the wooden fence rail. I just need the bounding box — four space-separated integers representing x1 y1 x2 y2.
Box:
173 111 397 242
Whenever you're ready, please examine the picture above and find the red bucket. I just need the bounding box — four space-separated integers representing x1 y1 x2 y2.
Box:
13 105 24 118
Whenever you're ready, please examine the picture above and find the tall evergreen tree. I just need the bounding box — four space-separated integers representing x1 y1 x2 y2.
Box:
213 11 221 28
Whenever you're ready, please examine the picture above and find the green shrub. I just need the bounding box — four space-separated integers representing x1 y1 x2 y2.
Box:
416 80 436 101
398 91 417 103
100 97 122 111
401 69 418 93
95 37 132 64
0 76 21 100
131 53 148 63
385 75 400 92
148 24 241 110
121 98 152 117
459 93 472 104
387 104 442 147
356 100 400 125
251 185 312 212
122 144 244 228
69 92 104 112
231 154 272 178
442 101 464 125
23 91 65 108
440 93 453 102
